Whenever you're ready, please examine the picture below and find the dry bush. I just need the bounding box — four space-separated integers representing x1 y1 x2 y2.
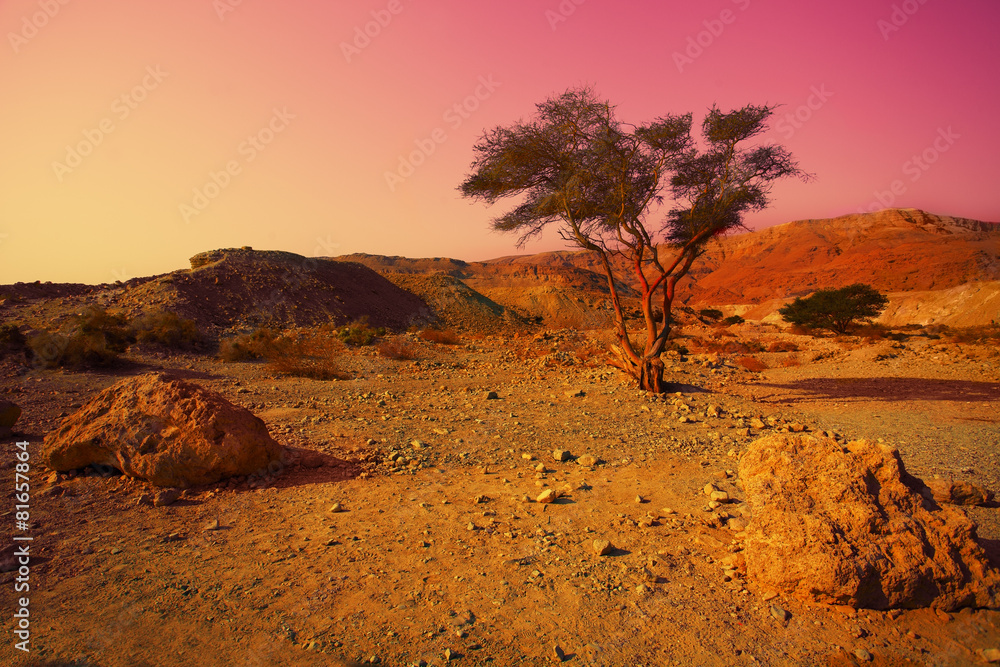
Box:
133 309 202 350
855 324 889 342
418 328 460 345
736 355 768 372
378 338 419 360
948 325 1000 345
767 341 799 353
780 355 801 367
267 334 350 381
218 328 282 362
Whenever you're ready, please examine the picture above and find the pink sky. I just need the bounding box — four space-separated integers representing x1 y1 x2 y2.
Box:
1 0 998 284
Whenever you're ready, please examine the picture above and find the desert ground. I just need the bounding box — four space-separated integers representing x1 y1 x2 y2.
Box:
2 315 999 667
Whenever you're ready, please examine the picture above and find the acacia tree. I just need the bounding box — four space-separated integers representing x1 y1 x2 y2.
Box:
460 87 807 392
779 284 889 334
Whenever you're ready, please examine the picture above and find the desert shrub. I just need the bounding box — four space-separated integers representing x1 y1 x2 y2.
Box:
337 318 385 347
26 306 133 368
28 331 117 368
855 323 889 342
779 284 888 334
722 315 745 326
74 306 132 353
665 340 689 356
736 355 768 372
418 328 460 345
267 334 349 381
767 341 799 353
0 324 29 360
132 309 202 350
780 355 801 367
218 328 283 362
378 338 418 360
947 325 1000 345
699 308 723 322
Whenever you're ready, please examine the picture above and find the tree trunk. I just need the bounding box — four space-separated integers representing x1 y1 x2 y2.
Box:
639 357 666 394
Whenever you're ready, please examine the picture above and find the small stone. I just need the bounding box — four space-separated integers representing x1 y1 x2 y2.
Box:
593 539 614 556
638 516 655 528
577 454 598 467
770 605 790 623
154 488 181 507
979 648 1000 663
787 422 806 433
110 547 122 555
727 518 746 532
467 522 476 531
136 493 152 506
853 648 872 662
443 648 455 661
750 418 766 430
553 644 566 662
704 483 718 497
636 583 650 595
535 463 547 473
710 490 730 503
635 495 646 504
203 518 220 531
328 503 344 513
536 489 556 504
411 440 424 450
521 453 535 461
661 507 676 515
553 449 572 462
564 389 585 398
485 391 499 400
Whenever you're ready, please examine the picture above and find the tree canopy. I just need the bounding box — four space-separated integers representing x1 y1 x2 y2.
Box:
460 87 808 391
779 284 889 334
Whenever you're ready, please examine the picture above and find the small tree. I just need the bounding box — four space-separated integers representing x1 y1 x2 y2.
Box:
779 284 889 334
459 87 807 392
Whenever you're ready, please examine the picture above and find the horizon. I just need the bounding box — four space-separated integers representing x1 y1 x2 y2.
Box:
2 0 999 284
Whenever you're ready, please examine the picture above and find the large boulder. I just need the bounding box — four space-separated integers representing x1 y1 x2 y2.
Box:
42 373 282 488
739 433 1000 610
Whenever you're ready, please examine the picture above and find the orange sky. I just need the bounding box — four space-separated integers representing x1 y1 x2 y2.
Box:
1 0 998 284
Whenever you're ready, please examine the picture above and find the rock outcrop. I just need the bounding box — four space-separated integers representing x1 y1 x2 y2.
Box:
42 373 283 488
739 433 1000 610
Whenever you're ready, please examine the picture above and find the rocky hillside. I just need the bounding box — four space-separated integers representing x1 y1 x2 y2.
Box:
1 248 432 333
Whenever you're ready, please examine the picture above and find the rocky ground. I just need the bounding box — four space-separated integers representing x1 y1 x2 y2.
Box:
2 323 999 666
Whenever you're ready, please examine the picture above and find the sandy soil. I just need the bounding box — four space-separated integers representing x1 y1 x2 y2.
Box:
2 326 999 667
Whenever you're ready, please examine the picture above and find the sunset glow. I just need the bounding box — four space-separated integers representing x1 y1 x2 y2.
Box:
1 0 998 284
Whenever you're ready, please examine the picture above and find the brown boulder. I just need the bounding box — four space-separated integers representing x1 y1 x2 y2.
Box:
739 433 1000 610
42 373 282 488
924 478 994 507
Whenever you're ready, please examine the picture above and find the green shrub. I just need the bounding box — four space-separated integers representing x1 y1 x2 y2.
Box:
699 308 723 322
722 315 745 325
337 318 385 347
779 284 888 334
28 331 118 368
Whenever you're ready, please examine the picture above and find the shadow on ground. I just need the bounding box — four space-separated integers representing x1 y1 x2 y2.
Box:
750 377 1000 404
